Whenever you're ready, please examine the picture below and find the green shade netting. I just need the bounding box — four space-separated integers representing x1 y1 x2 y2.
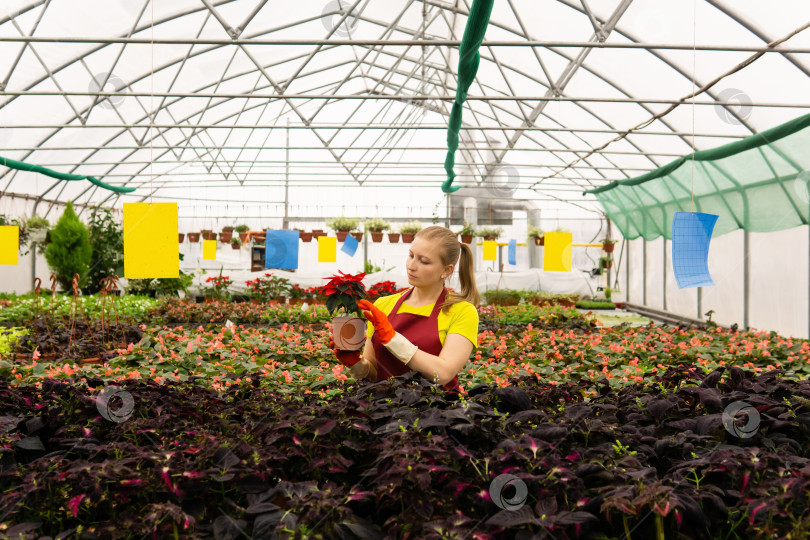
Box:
442 0 494 194
583 112 810 241
0 155 135 194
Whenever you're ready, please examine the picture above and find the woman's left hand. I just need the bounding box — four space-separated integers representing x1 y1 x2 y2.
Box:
357 299 395 345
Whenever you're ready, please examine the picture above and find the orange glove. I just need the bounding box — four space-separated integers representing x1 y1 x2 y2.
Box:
357 299 418 365
328 338 362 367
357 299 395 344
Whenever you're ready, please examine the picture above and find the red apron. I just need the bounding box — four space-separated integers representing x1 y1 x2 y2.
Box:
371 287 461 393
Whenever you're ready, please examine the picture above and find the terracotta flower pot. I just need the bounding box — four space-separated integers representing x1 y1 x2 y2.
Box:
220 231 233 243
250 298 263 305
331 315 367 351
460 234 472 244
222 226 234 233
289 298 304 305
601 260 613 270
267 298 284 305
202 232 217 241
371 232 383 242
603 242 615 253
201 229 212 235
483 235 497 241
178 233 185 243
401 233 415 243
388 233 400 243
187 232 200 243
204 296 215 304
231 242 240 250
534 237 544 246
336 231 349 242
352 232 363 241
239 232 249 243
300 232 313 242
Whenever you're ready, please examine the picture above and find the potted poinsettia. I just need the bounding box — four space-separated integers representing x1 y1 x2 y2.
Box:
322 270 370 350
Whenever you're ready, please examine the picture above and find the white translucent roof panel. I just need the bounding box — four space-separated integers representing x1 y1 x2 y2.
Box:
0 0 807 222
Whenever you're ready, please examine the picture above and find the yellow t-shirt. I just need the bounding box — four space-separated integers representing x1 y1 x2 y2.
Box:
365 291 479 349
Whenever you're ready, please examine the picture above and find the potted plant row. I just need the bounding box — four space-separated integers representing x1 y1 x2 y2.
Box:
245 273 293 305
524 291 580 308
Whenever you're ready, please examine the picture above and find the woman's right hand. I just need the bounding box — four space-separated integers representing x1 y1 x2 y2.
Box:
329 339 363 367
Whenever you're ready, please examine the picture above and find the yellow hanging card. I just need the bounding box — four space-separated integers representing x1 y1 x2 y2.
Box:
544 231 572 271
202 239 217 260
482 240 497 261
318 236 337 262
123 203 179 278
0 226 19 265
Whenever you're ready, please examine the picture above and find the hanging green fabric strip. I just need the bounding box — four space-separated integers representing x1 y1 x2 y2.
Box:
0 155 136 194
583 112 810 241
442 0 495 194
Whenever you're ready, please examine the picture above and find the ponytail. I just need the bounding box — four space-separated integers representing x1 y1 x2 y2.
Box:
441 241 480 313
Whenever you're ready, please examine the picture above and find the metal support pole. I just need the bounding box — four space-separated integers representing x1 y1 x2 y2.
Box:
625 239 630 304
697 286 702 321
744 230 749 331
643 238 647 306
282 119 289 230
663 237 667 312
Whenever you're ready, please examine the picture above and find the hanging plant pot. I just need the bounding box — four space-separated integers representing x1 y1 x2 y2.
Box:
231 242 240 250
336 231 349 242
370 231 383 242
401 233 415 243
483 235 497 241
29 229 47 243
220 231 233 243
331 315 367 351
460 234 473 244
187 232 200 243
603 242 615 253
239 232 249 243
222 226 234 233
352 232 363 242
534 236 545 246
250 298 263 305
601 260 613 270
300 232 313 242
178 233 185 243
388 233 400 243
202 232 217 241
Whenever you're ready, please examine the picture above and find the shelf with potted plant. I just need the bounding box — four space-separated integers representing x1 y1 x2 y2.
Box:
322 270 370 350
476 226 504 242
364 218 390 243
219 226 234 243
458 222 475 244
599 255 614 270
399 221 422 243
528 226 545 246
235 224 250 243
326 217 359 242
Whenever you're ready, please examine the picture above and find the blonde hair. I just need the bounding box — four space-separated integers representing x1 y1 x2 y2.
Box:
414 225 480 312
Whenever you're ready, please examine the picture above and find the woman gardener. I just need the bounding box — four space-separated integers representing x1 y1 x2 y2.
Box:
329 225 480 392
